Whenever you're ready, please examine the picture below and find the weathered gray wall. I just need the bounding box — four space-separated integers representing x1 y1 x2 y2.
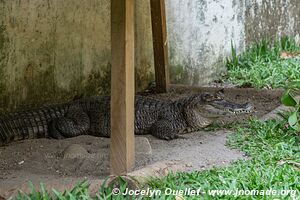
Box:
166 0 300 85
245 0 300 45
1 0 300 111
0 0 154 111
166 0 245 85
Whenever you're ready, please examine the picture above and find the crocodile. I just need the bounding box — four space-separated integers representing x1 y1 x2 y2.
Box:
0 91 253 146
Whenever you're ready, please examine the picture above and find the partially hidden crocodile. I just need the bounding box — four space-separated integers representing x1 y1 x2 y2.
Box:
0 91 253 146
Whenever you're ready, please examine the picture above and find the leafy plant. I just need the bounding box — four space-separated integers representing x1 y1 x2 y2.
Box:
281 82 300 131
15 181 91 200
224 37 300 89
13 178 141 200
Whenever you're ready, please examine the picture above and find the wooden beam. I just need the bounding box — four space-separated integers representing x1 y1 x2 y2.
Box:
150 0 169 93
110 0 135 175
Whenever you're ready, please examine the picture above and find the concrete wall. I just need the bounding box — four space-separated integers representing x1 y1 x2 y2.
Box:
0 0 300 111
0 0 154 111
166 0 245 85
166 0 300 85
245 0 300 45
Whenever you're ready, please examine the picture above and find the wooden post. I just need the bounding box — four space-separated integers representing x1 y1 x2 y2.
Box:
150 0 169 93
110 0 135 174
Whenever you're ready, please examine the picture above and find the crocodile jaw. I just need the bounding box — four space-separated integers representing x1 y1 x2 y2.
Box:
194 101 254 118
208 100 253 116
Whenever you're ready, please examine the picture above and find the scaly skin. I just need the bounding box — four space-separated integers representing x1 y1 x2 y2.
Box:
0 93 253 146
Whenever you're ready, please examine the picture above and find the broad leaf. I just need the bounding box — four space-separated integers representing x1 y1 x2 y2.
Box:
288 110 300 131
281 90 297 106
288 111 298 126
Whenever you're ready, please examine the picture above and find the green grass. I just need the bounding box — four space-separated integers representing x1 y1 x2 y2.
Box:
14 119 299 199
147 119 300 199
224 37 300 89
15 181 92 200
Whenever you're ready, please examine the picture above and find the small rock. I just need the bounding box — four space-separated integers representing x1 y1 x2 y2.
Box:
62 144 89 159
18 161 24 165
185 163 193 167
171 159 182 162
242 153 249 157
136 137 152 155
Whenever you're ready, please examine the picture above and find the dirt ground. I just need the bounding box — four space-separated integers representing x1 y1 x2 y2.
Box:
0 86 283 197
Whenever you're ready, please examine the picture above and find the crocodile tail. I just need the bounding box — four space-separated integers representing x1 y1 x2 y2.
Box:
0 105 67 146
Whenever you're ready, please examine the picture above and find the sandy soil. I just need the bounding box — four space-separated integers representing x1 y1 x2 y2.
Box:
0 86 283 197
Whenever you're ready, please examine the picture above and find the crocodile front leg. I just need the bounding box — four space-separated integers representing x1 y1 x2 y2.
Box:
150 120 179 140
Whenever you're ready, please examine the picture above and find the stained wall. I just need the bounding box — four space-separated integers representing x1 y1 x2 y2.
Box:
1 0 299 111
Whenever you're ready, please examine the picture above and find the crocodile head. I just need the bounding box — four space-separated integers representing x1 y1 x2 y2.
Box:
183 90 253 128
200 92 253 117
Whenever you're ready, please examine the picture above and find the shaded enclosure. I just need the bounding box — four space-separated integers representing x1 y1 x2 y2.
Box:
0 0 299 111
